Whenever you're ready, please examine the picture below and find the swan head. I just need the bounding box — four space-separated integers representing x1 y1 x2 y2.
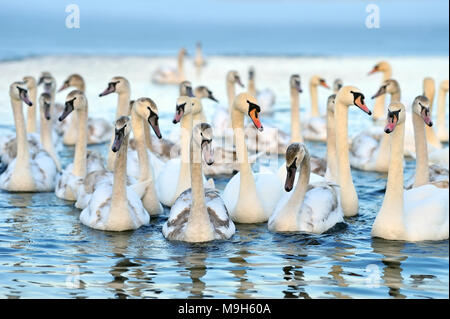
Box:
233 93 263 131
310 75 330 89
194 86 218 102
227 70 244 88
335 86 372 115
37 71 52 85
179 47 188 57
290 74 302 93
58 74 84 92
368 61 391 75
333 78 343 92
327 94 336 113
412 95 433 127
40 75 56 95
284 143 309 192
133 97 162 139
384 102 406 134
372 79 400 99
173 96 202 124
193 123 214 166
440 79 449 92
39 93 52 121
59 90 86 121
99 76 130 97
112 116 131 153
10 81 33 106
23 76 37 90
179 81 194 97
248 67 255 80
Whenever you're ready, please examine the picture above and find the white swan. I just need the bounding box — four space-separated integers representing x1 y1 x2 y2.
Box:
436 79 449 143
76 98 164 215
80 116 150 231
55 90 105 201
269 143 343 233
277 76 329 179
368 61 392 122
247 67 276 115
0 82 57 192
302 75 331 142
58 74 112 145
222 93 283 223
163 123 235 242
335 86 373 216
194 42 206 79
212 70 244 138
156 97 210 207
423 77 443 150
372 101 448 241
152 48 187 85
405 96 449 189
38 93 61 171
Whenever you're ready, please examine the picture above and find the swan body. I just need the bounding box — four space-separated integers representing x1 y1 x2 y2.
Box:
0 82 57 192
269 143 343 233
222 93 283 223
372 101 449 241
163 123 235 242
152 48 187 85
80 116 150 231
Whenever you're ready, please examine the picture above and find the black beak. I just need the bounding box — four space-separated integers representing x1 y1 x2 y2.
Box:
285 161 297 192
148 109 162 139
208 91 218 102
112 127 125 152
372 86 387 99
99 82 117 97
59 98 75 121
44 102 51 120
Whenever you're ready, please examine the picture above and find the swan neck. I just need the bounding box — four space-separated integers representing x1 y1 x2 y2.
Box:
11 98 30 166
189 137 206 214
290 88 302 143
436 87 447 134
111 133 129 207
131 110 152 181
325 108 337 182
72 108 88 177
334 100 358 216
412 112 429 187
117 90 131 118
310 83 319 117
26 86 37 133
248 78 256 97
227 81 236 115
178 52 185 78
286 154 310 211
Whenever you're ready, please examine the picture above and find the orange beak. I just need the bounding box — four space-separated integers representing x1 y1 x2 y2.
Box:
368 68 378 75
320 82 330 89
249 109 263 131
354 95 372 115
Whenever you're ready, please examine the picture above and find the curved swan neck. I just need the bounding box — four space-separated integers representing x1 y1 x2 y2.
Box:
309 83 319 117
111 133 129 208
248 77 256 97
378 120 405 226
372 69 392 120
117 90 131 118
286 154 310 211
178 51 185 78
72 108 88 177
334 100 358 216
26 86 37 133
131 110 151 181
227 81 236 115
189 137 206 213
176 113 194 194
11 98 30 167
290 87 302 143
412 112 429 187
390 91 401 103
325 108 337 182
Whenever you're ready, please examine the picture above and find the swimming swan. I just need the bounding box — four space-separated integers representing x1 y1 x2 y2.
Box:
269 143 343 233
163 123 235 242
371 101 448 241
80 116 150 231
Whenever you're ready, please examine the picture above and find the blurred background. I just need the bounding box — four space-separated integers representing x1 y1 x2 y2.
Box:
0 0 448 59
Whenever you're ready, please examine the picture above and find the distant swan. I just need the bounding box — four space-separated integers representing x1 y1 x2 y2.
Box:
152 48 187 85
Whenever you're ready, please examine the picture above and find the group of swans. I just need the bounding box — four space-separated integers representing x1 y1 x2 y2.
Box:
0 59 448 243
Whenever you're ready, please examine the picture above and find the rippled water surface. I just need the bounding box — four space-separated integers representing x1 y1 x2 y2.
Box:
0 56 448 298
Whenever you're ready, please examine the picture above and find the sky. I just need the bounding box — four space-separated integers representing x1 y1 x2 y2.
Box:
0 0 448 57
